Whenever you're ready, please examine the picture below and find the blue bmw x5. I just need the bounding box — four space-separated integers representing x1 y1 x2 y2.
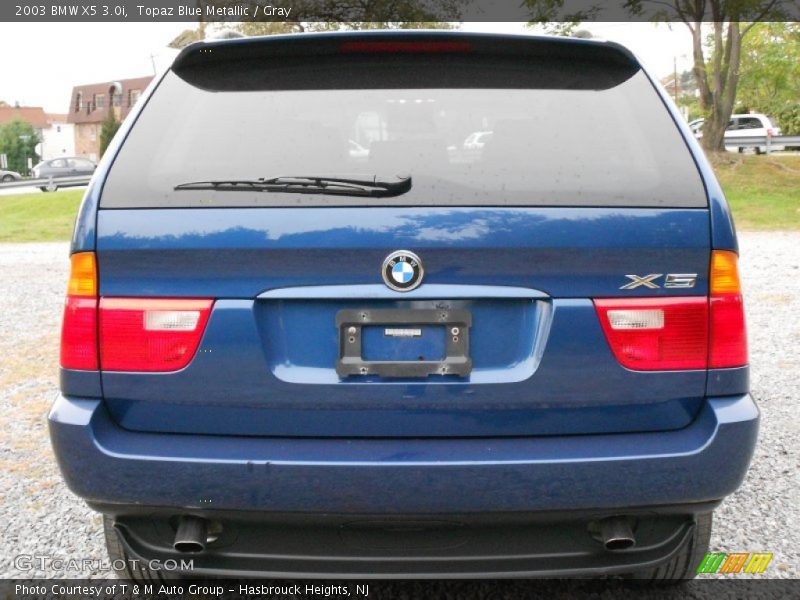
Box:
50 31 758 581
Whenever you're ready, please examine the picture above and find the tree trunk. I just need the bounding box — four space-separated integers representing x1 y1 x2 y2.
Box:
690 21 726 152
700 21 743 153
701 21 725 152
691 23 712 110
702 112 728 152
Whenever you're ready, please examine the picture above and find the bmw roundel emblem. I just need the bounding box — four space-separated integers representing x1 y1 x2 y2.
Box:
382 250 424 292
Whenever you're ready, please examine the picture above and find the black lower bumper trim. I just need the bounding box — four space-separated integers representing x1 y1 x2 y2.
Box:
106 507 711 579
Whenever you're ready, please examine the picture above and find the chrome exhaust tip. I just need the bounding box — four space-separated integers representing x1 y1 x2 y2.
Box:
173 515 208 553
599 516 636 551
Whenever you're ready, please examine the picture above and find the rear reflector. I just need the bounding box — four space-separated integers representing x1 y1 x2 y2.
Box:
99 298 213 372
60 252 98 370
339 41 472 54
709 250 747 368
595 297 709 370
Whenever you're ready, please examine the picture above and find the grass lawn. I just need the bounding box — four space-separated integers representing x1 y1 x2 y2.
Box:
0 155 797 242
0 189 83 242
711 154 800 231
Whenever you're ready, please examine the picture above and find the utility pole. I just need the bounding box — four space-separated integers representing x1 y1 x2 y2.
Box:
18 134 30 175
673 56 679 104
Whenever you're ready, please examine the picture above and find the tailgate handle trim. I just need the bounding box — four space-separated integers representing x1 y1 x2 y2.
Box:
258 283 548 300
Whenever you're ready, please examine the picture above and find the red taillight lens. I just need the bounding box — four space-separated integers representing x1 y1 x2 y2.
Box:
61 296 99 370
60 252 98 370
339 40 472 54
594 297 709 370
709 294 747 367
99 298 213 372
709 250 747 368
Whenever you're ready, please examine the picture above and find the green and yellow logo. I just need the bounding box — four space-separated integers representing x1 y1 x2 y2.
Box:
697 552 773 575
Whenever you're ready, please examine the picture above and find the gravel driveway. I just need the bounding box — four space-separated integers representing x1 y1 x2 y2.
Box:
1 234 798 581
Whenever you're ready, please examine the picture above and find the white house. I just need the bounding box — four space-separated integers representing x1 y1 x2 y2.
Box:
40 113 75 160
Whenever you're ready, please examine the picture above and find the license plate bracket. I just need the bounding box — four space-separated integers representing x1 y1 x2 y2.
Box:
336 308 472 378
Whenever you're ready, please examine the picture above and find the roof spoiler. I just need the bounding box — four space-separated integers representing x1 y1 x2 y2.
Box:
173 30 640 71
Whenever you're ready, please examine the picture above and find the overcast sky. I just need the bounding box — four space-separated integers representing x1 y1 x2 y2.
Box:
0 22 694 113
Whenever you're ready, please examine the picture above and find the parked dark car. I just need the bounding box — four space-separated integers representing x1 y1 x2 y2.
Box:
32 157 96 191
50 31 756 582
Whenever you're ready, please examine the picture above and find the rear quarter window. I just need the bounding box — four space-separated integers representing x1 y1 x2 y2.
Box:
101 46 707 209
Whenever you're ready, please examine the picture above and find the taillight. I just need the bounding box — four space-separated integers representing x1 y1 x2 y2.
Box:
767 128 775 137
709 250 747 368
595 250 747 371
595 297 709 370
60 252 99 370
99 298 213 372
60 252 213 372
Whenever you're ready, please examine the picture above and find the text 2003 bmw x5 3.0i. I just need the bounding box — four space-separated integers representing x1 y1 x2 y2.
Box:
49 31 757 581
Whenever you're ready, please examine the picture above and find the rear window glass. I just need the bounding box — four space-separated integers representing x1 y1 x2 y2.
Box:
102 53 707 208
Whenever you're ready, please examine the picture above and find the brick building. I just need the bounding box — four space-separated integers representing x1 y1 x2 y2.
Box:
67 76 152 160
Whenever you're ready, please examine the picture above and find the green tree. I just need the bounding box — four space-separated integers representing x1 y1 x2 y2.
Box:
169 26 208 48
0 119 40 174
168 0 463 48
772 104 800 135
735 22 800 131
99 110 120 158
524 0 792 152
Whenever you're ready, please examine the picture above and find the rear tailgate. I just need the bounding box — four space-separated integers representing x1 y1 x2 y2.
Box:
94 33 711 438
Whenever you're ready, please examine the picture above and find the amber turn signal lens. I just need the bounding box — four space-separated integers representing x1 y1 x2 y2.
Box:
710 250 741 294
67 252 97 297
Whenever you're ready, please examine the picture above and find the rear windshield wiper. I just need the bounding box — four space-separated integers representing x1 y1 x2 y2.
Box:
174 174 411 198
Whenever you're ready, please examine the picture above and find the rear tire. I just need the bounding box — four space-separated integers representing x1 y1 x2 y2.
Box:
1 175 12 182
626 512 712 583
104 515 169 582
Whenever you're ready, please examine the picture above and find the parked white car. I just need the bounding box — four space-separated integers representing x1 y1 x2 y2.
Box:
691 113 784 154
0 168 22 183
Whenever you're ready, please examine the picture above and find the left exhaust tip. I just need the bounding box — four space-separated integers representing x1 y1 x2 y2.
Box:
173 515 208 553
598 516 636 551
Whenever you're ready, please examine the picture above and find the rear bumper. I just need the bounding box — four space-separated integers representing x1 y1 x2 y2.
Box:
50 393 757 577
49 393 758 514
